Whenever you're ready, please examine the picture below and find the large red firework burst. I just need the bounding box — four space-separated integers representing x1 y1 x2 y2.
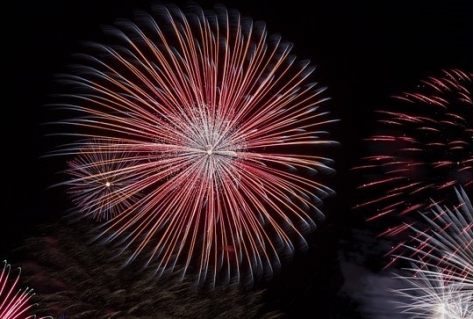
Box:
0 260 52 319
51 4 338 286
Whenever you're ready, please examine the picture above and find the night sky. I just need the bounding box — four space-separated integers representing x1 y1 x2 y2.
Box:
4 0 473 318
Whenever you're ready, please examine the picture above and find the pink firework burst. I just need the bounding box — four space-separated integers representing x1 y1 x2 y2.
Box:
0 260 52 319
353 69 472 226
51 4 338 286
62 140 143 221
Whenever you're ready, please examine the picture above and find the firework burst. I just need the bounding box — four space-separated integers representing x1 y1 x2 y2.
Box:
392 266 473 319
62 140 143 221
0 260 52 319
353 69 472 223
50 4 338 286
390 187 473 318
352 69 472 264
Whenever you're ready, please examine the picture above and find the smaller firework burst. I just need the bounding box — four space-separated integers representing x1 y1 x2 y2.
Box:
389 187 473 318
351 69 472 271
0 260 52 319
353 69 472 223
61 140 143 221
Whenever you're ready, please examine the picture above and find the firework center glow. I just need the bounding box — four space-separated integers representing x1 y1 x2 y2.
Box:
206 145 214 155
434 303 447 319
180 104 245 162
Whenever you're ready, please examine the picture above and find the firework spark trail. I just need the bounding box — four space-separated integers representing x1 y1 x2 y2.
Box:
0 260 52 319
50 4 338 286
389 187 473 318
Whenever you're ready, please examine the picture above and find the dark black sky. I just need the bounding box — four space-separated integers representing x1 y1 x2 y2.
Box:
3 0 473 318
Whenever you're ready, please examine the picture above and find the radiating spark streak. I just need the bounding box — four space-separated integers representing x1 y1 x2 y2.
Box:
0 261 52 319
